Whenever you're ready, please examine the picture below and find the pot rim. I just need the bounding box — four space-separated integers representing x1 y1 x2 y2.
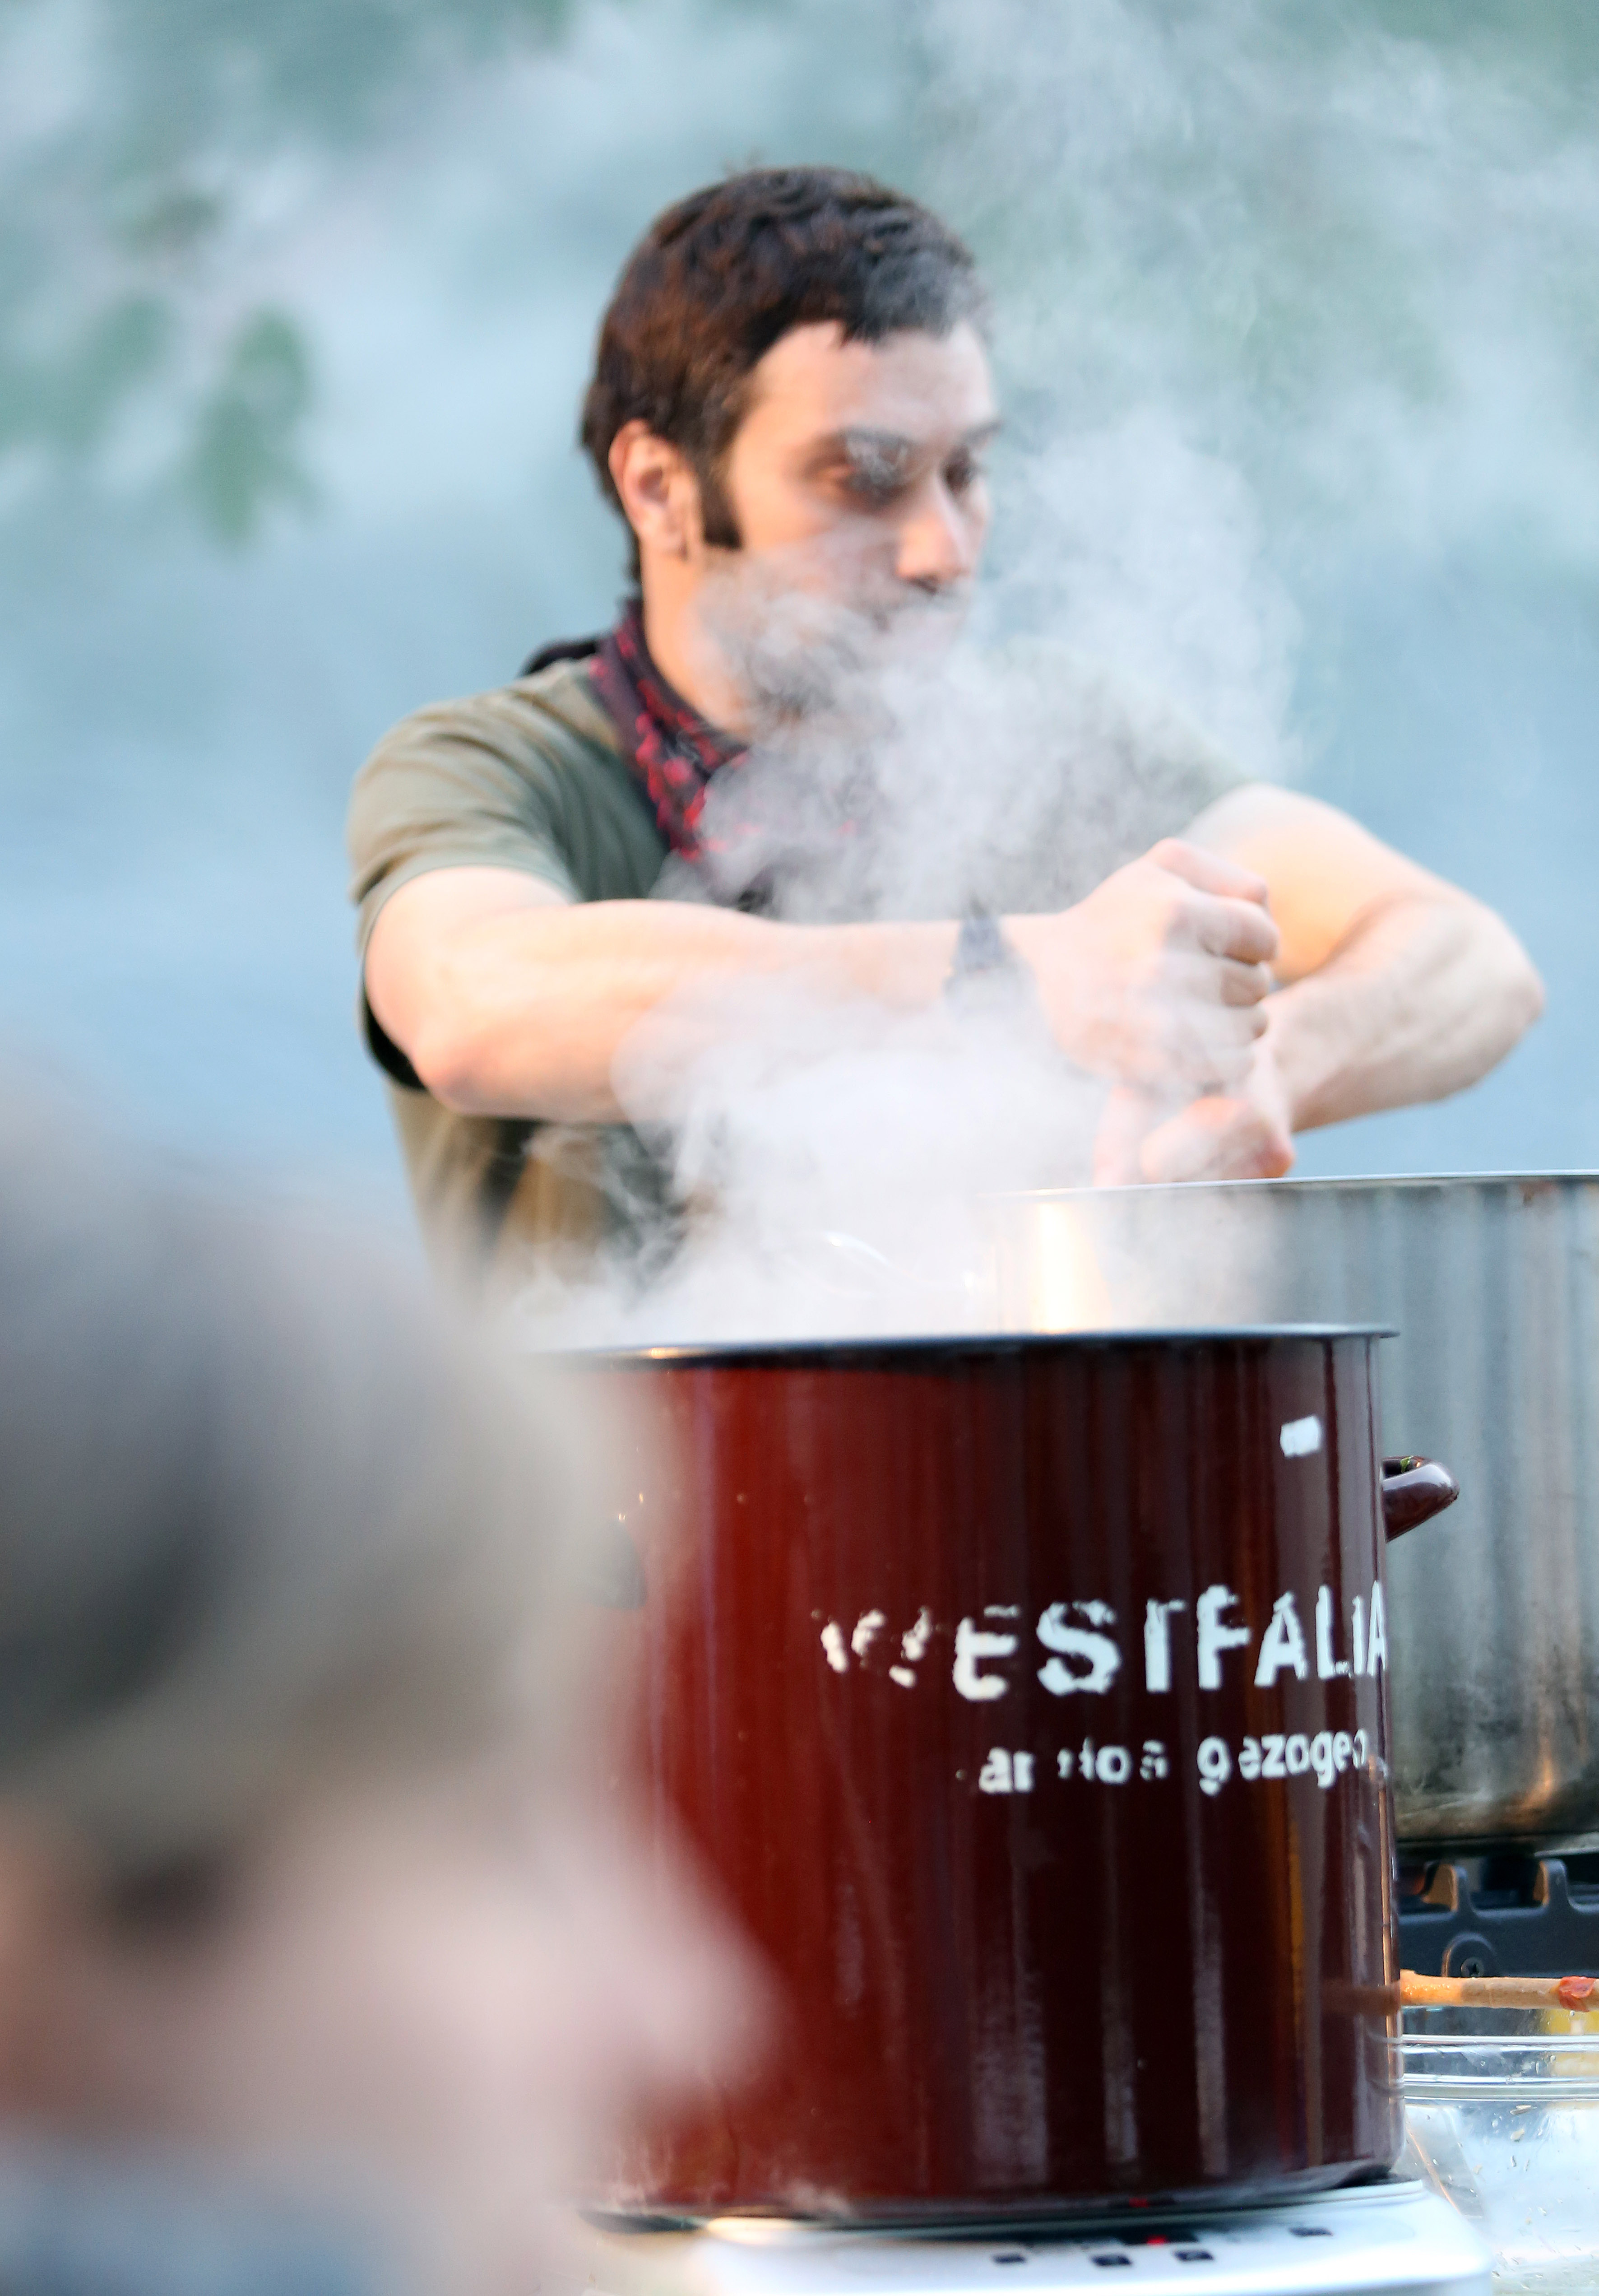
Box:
984 1171 1599 1204
555 1324 1395 1370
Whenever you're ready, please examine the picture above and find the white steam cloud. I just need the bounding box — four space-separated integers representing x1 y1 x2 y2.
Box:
984 415 1301 789
514 596 1248 1349
516 0 1592 1348
914 0 1599 568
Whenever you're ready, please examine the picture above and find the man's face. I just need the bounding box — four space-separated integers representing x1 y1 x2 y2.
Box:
720 319 997 591
688 321 999 724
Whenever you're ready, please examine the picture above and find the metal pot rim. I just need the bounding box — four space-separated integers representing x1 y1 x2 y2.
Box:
984 1171 1599 1206
556 1324 1394 1370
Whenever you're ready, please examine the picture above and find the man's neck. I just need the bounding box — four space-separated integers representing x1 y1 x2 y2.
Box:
639 576 750 741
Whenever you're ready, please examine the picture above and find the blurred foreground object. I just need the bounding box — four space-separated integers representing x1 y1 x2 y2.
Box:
0 1088 755 2296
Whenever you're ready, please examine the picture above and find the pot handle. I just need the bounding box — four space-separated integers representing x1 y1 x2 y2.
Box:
1382 1455 1460 1540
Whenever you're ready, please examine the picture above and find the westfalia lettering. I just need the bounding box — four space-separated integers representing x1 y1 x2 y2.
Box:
817 1584 1388 1698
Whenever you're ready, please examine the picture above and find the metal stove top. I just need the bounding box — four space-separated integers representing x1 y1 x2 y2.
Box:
1399 1854 1599 1978
556 2181 1490 2296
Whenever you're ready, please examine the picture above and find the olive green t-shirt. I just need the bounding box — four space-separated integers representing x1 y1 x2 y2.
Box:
347 647 1247 1285
348 657 671 1286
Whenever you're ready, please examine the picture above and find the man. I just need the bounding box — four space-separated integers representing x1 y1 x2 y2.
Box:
0 1091 751 2294
349 167 1542 1284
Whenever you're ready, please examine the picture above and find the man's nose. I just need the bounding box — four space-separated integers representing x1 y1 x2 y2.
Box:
895 478 979 590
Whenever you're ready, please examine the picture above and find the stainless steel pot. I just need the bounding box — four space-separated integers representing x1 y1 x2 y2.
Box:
982 1176 1599 1856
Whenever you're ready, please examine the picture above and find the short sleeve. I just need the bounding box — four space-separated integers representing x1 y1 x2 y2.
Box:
347 685 589 957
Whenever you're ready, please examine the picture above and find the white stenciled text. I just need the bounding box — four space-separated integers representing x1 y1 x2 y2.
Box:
817 1583 1388 1699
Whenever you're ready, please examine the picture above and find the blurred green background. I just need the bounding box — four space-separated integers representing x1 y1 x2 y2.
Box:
3 0 1594 1207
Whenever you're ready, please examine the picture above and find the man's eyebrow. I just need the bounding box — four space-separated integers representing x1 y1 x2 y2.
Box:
807 419 1002 465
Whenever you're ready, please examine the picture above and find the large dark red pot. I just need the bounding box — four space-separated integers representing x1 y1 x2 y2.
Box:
579 1327 1455 2223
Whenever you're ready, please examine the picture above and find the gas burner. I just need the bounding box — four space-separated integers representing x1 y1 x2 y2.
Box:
557 2182 1489 2296
1398 1853 1599 1978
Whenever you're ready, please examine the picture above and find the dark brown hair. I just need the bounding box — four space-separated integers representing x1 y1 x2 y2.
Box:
580 167 987 565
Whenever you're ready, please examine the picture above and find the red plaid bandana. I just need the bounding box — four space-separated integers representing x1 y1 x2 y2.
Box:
589 599 746 862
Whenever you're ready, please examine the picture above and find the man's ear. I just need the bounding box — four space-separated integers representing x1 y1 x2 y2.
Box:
0 1810 88 2111
608 422 704 565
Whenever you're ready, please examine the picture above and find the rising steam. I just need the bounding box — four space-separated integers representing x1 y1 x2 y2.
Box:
515 0 1592 1349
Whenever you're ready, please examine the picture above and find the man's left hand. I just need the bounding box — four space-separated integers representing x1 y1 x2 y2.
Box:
1094 1038 1295 1185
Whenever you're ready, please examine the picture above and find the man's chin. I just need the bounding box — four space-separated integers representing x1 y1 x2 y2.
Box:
706 578 972 732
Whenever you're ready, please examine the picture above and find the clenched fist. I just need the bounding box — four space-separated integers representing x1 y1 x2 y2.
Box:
1009 840 1280 1093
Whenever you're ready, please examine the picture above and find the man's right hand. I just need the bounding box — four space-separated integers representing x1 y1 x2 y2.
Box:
1009 840 1280 1093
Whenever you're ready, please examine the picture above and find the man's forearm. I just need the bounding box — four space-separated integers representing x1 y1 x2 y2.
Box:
389 898 960 1122
1268 891 1544 1132
368 845 1278 1127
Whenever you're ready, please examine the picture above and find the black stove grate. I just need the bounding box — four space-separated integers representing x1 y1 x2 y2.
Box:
1398 1853 1599 1977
